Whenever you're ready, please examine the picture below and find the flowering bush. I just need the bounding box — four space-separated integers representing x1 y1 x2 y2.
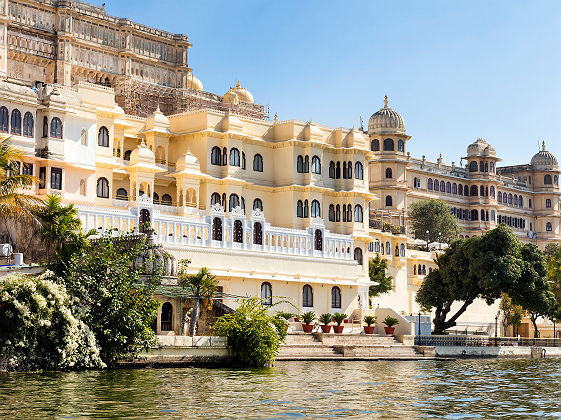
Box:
0 271 104 371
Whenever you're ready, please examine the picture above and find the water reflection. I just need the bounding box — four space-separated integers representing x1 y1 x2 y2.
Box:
2 359 561 418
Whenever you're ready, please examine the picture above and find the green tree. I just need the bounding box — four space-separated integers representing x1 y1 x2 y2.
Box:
499 293 524 336
55 232 161 365
416 224 555 334
213 297 287 367
408 198 459 246
368 254 393 300
178 263 218 336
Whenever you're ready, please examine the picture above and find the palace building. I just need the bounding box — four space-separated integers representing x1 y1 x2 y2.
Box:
1 0 560 335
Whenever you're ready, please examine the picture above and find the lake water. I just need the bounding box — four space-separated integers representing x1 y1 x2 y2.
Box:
2 359 561 418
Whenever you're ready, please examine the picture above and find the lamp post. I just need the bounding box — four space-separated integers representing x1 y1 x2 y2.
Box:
438 232 442 251
495 311 500 347
426 230 430 251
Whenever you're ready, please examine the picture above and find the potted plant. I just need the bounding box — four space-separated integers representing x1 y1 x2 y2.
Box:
276 312 293 331
301 311 316 333
383 315 399 335
332 312 346 334
363 315 376 334
318 313 333 333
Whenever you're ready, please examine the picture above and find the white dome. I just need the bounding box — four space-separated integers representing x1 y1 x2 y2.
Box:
368 96 405 135
224 81 254 104
187 73 203 91
223 90 239 105
176 148 200 172
130 141 156 166
144 104 170 132
531 142 558 170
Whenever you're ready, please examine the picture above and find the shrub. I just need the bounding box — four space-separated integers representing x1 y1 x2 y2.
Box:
319 313 332 325
363 315 376 326
0 272 104 371
275 311 293 321
331 312 346 326
213 297 287 367
383 316 399 328
301 311 316 325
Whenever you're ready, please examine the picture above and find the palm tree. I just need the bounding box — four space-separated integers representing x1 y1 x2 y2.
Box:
0 135 39 220
178 263 218 336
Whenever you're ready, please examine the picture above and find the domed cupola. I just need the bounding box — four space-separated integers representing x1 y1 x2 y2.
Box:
531 141 559 170
132 228 177 276
187 73 204 91
223 81 254 104
467 138 496 157
368 96 405 135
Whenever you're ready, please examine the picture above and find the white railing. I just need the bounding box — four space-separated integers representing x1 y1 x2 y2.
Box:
76 203 354 261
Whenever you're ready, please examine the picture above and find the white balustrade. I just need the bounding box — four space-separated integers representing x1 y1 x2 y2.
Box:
75 204 354 262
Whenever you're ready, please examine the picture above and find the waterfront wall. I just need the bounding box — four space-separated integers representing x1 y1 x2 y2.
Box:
417 346 561 358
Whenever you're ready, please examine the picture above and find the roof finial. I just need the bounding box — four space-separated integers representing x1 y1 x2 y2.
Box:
542 140 546 151
155 104 161 113
236 80 241 88
384 95 388 108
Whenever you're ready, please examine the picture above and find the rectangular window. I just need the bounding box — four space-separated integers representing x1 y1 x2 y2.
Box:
51 167 62 190
39 166 46 189
529 199 532 208
22 162 33 175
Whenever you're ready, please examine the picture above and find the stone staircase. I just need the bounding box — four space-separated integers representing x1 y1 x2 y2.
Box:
277 332 425 360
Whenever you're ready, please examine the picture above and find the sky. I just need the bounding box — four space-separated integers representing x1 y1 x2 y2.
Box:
93 0 560 166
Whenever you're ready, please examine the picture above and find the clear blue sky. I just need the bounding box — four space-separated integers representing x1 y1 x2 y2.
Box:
95 0 560 166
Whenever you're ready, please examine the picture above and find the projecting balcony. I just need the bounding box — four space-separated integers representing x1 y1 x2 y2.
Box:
369 209 406 235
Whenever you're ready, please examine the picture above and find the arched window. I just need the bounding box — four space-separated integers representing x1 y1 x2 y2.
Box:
545 174 553 185
162 194 172 206
311 155 321 174
480 161 484 172
211 192 221 206
221 147 227 166
485 162 488 172
336 161 341 179
161 302 173 331
354 205 363 222
331 286 341 308
153 193 160 204
386 241 391 255
385 195 392 207
355 161 363 180
346 204 352 222
242 152 246 169
514 195 518 206
50 117 63 138
233 220 243 243
446 182 451 193
497 191 502 202
329 161 335 178
253 154 263 172
347 161 352 179
481 209 485 221
314 229 323 251
470 185 478 196
471 209 478 220
354 247 363 265
371 139 380 151
116 188 128 200
491 210 495 222
434 179 439 192
386 168 392 178
343 162 347 179
342 204 347 222
212 217 223 241
508 194 513 205
304 200 309 218
311 200 321 218
490 186 495 198
211 146 221 165
329 204 335 222
304 155 309 173
452 183 457 194
400 243 405 257
261 282 272 306
254 222 263 245
383 138 394 151
297 200 303 218
397 139 405 152
336 204 341 222
123 150 132 161
464 185 469 196
519 196 523 207
249 199 262 213
23 112 33 137
297 155 304 173
546 222 552 232
0 107 8 132
555 175 559 185
303 285 313 307
469 161 478 172
96 177 109 198
546 199 552 208
440 181 445 192
98 126 109 147
427 178 433 190
229 194 240 211
229 148 240 166
490 162 495 173
42 116 48 137
414 265 417 275
395 245 400 256
480 185 485 196
458 184 463 196
10 109 21 135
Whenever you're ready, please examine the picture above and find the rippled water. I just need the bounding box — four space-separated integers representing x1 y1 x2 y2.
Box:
2 359 561 418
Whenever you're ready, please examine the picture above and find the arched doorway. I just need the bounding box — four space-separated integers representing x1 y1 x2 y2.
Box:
161 302 173 331
139 209 151 233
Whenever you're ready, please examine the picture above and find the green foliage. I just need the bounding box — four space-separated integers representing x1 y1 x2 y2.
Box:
54 232 161 365
0 272 104 371
368 254 393 298
499 293 524 334
547 243 561 318
416 224 555 334
408 198 459 245
363 315 376 326
318 313 332 325
275 311 293 321
331 312 346 326
382 316 399 327
213 297 287 367
301 311 316 324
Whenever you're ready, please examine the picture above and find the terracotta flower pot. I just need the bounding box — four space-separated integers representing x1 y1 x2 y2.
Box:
364 326 375 334
343 319 350 324
320 325 332 333
384 326 395 335
294 317 300 322
333 325 344 334
302 323 314 333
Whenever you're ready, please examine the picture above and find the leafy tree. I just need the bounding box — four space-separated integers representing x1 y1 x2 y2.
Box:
368 254 393 300
177 263 218 336
213 297 288 367
54 232 161 365
547 244 561 316
499 293 524 336
416 224 555 334
408 198 459 245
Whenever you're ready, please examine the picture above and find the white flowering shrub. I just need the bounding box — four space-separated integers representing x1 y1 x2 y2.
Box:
0 271 104 371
